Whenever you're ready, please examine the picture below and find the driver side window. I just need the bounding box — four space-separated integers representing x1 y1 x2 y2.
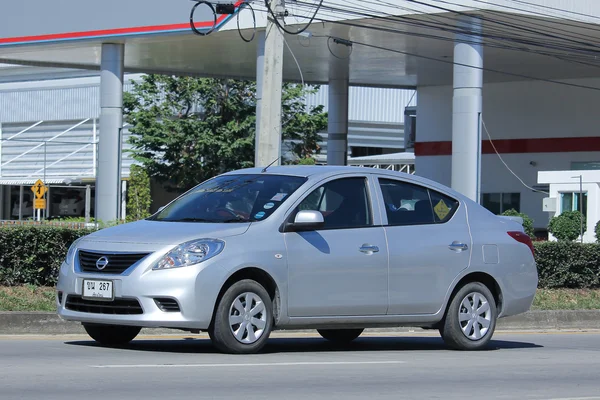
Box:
297 177 371 230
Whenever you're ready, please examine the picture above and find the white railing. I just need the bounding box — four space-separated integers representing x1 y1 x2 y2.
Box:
0 119 91 169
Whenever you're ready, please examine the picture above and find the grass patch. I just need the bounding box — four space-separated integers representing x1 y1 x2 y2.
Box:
532 288 600 310
0 285 56 312
0 287 599 312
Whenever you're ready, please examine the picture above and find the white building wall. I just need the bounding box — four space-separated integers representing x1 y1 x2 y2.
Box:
416 78 600 229
538 170 600 243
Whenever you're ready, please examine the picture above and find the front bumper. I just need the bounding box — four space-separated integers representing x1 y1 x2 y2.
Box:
56 253 227 330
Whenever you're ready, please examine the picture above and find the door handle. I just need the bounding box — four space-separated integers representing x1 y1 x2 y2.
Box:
359 244 379 254
448 241 468 251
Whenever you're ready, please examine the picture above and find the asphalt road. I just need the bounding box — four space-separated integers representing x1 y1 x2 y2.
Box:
1 331 599 400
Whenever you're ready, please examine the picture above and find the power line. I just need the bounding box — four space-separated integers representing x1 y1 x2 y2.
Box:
406 0 600 51
298 0 600 57
472 0 600 33
481 118 549 195
264 0 323 35
325 34 600 92
343 0 600 56
507 0 600 21
436 0 600 47
480 7 600 46
252 3 600 92
289 1 600 68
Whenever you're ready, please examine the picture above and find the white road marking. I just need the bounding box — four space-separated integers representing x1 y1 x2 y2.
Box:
543 398 600 400
91 360 406 369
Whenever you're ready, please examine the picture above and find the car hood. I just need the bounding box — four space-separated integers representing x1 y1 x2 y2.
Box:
81 219 251 245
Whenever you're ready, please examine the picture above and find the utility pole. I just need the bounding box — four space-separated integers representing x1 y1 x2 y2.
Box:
256 0 285 167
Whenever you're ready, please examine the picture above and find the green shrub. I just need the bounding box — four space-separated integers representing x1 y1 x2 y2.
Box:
534 241 600 289
126 164 152 222
0 226 93 286
596 220 600 243
548 211 585 241
501 209 535 238
297 157 316 165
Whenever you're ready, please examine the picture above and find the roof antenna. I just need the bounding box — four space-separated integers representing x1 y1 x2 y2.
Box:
261 157 280 173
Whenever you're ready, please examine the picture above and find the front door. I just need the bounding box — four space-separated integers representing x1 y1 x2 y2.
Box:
376 177 471 315
285 176 389 317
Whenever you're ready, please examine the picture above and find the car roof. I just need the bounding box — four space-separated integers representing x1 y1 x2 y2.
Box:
223 165 472 204
225 165 372 178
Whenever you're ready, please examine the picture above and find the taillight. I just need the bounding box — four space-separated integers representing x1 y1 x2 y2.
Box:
507 231 535 256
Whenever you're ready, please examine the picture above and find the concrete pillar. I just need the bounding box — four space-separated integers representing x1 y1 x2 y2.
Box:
327 49 350 166
255 30 266 166
256 2 285 167
96 43 124 223
451 16 483 202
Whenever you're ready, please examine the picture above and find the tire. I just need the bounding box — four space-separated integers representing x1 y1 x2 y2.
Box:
440 282 497 351
83 324 141 346
317 329 364 343
209 279 274 354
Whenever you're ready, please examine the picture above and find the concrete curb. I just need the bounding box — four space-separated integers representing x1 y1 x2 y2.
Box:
1 310 600 335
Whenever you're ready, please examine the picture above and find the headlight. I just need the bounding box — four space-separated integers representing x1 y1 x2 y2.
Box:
153 239 225 270
65 237 83 266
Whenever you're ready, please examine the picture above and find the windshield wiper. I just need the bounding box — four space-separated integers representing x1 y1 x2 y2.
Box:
163 217 215 223
220 217 247 223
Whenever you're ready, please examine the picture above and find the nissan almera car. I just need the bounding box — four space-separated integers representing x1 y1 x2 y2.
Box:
57 166 538 354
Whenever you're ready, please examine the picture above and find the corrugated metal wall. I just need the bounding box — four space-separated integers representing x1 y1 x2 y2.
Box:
312 121 405 162
0 81 135 123
304 86 417 123
0 75 415 124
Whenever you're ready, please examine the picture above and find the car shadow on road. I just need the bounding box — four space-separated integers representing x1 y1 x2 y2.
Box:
64 335 543 354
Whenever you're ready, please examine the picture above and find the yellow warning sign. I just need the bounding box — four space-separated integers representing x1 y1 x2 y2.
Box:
34 199 46 210
434 199 450 220
31 179 47 199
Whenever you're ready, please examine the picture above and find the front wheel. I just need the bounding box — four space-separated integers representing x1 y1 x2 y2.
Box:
209 279 274 354
440 282 497 350
317 329 364 343
83 324 141 346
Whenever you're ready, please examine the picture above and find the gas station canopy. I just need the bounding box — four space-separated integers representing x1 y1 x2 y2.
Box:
1 0 600 88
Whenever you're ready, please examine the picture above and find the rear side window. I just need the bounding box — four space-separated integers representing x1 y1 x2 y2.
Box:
429 190 459 223
378 178 459 226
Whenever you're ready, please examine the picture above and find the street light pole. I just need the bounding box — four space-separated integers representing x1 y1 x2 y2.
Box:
572 175 583 243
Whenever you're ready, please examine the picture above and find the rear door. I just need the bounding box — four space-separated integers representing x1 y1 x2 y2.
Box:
375 176 471 315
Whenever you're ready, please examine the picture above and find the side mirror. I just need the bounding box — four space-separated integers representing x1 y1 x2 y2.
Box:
288 210 324 232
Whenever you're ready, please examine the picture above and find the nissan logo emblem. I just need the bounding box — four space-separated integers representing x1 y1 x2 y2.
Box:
96 256 109 270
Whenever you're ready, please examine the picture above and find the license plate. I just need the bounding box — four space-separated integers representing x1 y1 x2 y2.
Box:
82 279 114 301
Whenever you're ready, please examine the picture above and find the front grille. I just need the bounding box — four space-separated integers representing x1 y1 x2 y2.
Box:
78 250 149 274
154 297 181 312
65 295 144 315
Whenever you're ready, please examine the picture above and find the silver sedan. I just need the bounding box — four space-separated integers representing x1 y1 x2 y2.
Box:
56 166 538 353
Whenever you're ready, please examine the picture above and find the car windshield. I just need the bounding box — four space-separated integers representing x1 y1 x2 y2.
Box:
149 174 307 223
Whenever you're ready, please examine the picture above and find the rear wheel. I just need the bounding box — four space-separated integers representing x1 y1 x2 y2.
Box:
317 329 364 343
209 279 273 354
83 324 141 346
440 282 497 350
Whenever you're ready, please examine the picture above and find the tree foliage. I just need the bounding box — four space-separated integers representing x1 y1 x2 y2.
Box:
548 211 586 241
124 75 327 192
